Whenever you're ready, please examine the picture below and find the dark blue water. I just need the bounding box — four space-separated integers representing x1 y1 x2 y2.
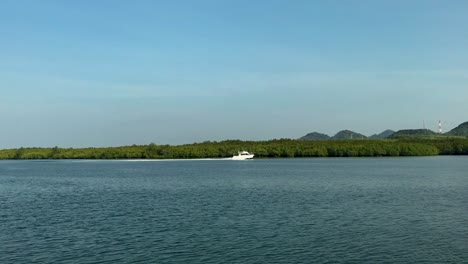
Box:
1 157 467 263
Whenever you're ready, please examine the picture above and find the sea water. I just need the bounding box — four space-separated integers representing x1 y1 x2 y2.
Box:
1 157 467 263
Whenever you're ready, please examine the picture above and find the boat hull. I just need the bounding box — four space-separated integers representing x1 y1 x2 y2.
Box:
232 154 254 160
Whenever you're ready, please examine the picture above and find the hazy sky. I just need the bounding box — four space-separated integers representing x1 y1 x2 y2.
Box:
1 0 467 148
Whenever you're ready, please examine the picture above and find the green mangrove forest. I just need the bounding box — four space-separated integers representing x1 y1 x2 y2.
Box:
1 138 467 159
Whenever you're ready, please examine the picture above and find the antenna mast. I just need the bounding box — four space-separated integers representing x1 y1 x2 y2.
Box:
438 120 442 134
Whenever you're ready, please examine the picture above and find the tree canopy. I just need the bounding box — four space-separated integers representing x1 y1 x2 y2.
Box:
1 138 467 159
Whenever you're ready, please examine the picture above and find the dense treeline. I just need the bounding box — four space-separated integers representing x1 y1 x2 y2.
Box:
396 138 468 155
1 138 467 160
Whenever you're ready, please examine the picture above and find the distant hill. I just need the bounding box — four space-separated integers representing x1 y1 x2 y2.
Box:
369 129 395 139
331 130 367 140
445 121 468 137
298 132 330 141
390 129 437 138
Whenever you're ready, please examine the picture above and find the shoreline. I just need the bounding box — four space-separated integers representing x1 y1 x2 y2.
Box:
1 138 467 159
0 155 466 161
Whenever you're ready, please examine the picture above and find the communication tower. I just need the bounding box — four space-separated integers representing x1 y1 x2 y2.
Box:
438 120 442 134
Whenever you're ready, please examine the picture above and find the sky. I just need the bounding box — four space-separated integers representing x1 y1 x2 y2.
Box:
1 0 467 148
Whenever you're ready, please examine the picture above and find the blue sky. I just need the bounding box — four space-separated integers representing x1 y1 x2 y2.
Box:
1 0 467 147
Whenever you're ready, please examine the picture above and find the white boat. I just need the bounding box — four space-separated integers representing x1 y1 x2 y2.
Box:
232 151 254 160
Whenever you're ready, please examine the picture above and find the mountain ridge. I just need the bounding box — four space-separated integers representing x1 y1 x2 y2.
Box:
390 129 437 138
331 130 367 140
445 121 468 136
298 132 330 141
369 129 395 139
298 121 468 141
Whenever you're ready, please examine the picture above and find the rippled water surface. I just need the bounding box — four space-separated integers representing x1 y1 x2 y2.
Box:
1 157 467 263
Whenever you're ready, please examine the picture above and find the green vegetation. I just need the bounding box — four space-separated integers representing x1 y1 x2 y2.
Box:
369 129 395 139
396 138 468 155
390 129 437 139
331 130 367 140
299 132 330 141
299 130 369 141
2 138 468 160
446 121 468 137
